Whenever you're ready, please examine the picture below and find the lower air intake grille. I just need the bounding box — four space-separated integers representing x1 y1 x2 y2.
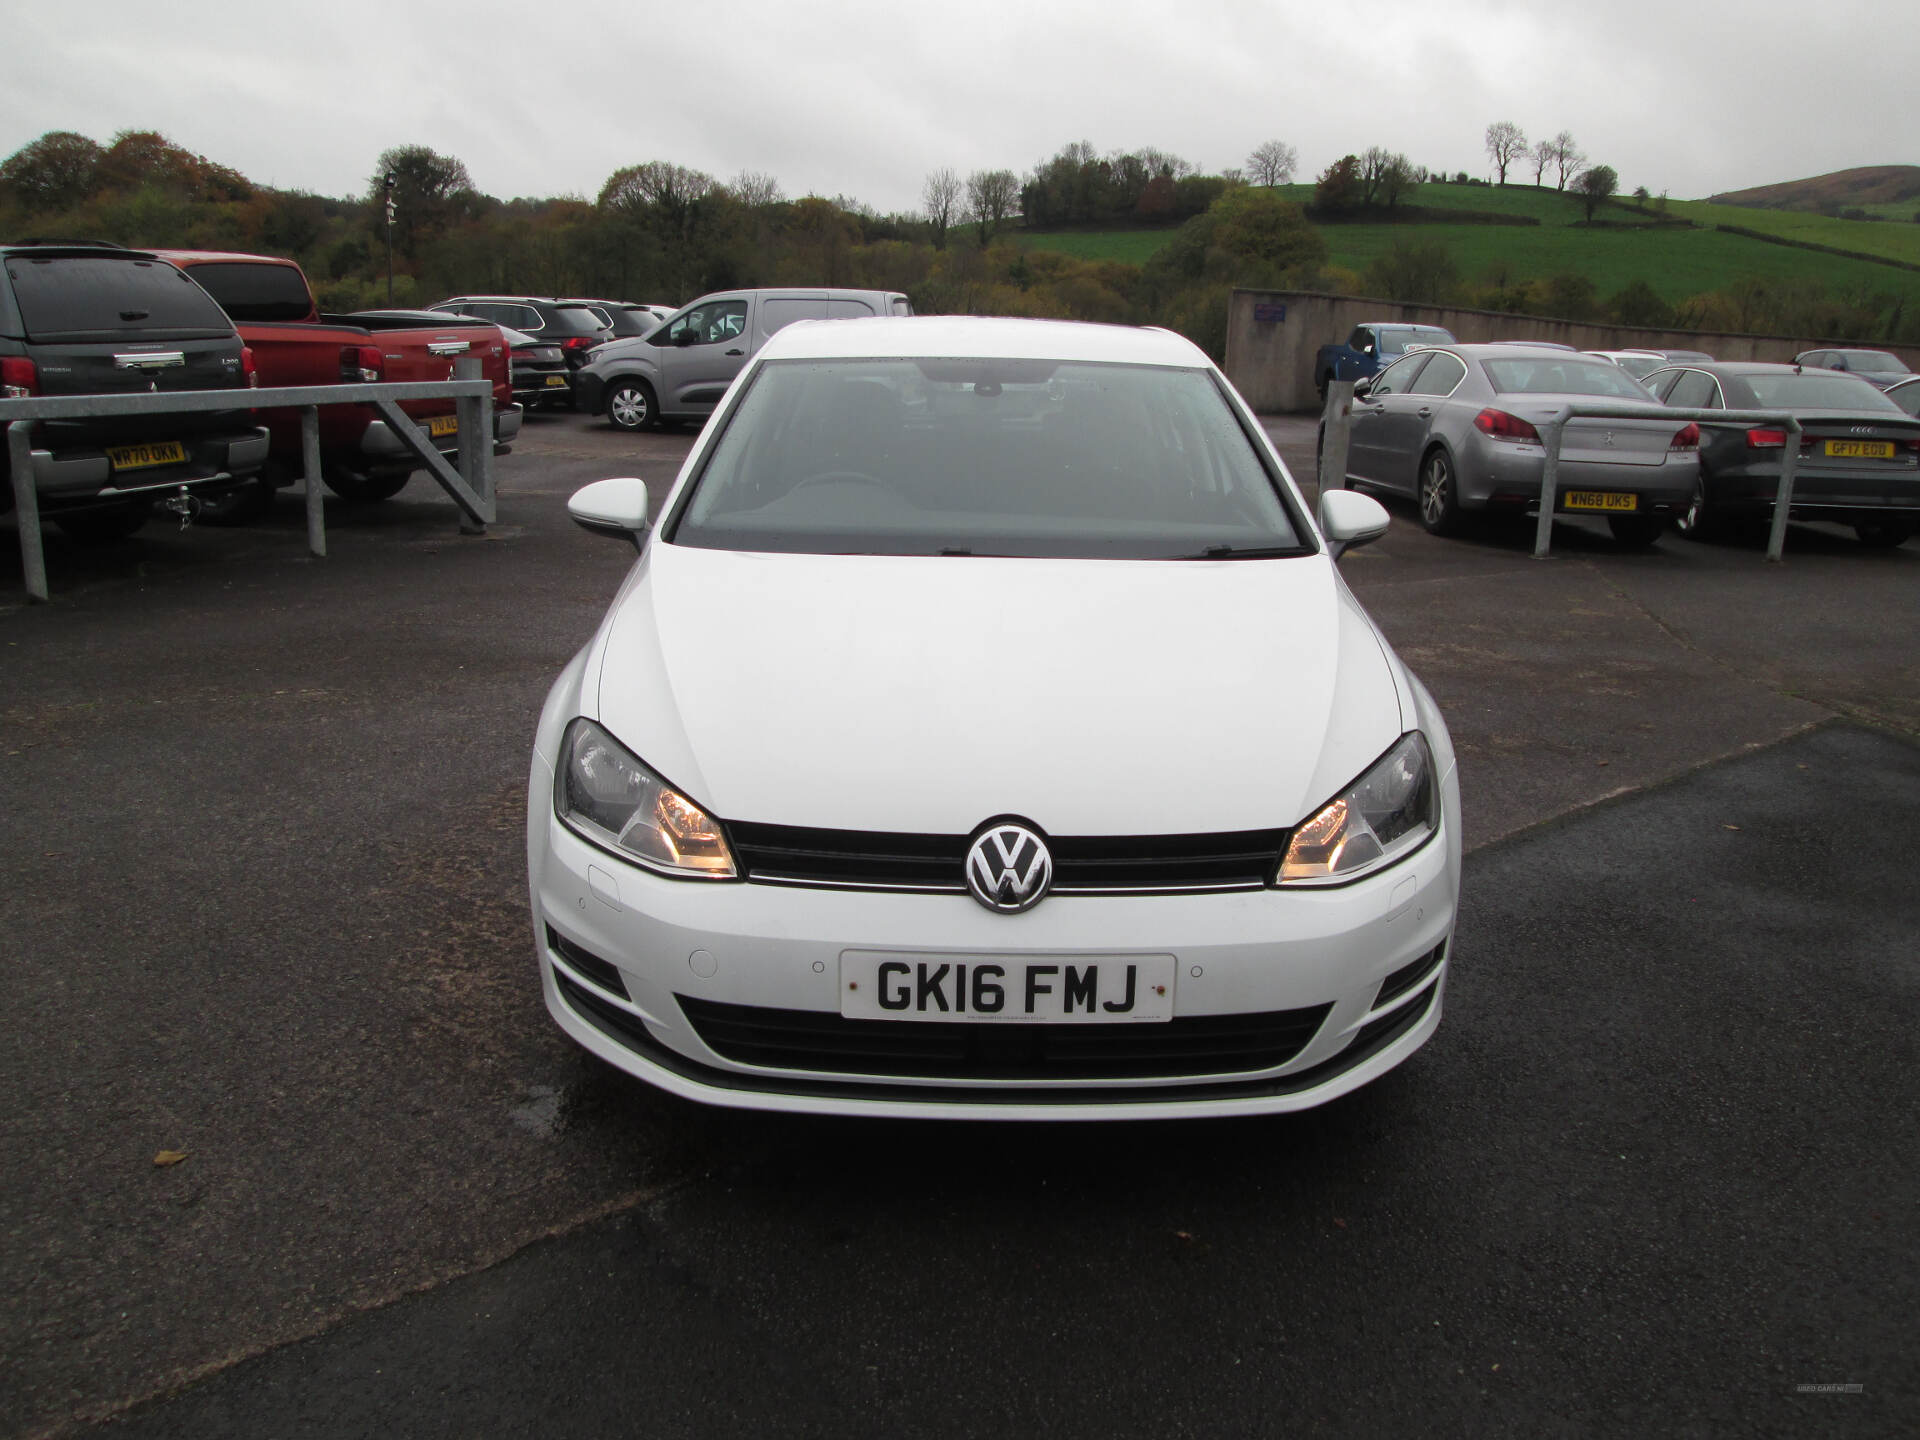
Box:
675 995 1332 1080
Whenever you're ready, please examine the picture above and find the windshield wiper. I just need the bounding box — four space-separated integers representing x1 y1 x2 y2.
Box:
1186 544 1308 559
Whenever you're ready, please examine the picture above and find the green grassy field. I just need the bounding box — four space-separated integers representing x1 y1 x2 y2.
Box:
1020 180 1920 304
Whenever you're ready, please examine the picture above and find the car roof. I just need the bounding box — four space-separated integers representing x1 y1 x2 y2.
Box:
756 315 1210 367
147 249 300 268
1 242 159 261
1446 343 1618 361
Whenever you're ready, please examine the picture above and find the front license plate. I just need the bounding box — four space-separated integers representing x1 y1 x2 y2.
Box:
427 415 459 438
840 952 1176 1023
543 374 568 387
1825 439 1894 459
106 441 188 471
1563 490 1637 512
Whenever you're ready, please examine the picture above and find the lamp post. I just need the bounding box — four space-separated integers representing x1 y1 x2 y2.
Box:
383 171 396 304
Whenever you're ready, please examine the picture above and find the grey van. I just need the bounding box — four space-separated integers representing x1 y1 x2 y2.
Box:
574 287 912 431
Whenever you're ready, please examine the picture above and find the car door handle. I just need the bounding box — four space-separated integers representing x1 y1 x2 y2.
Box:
1416 406 1432 418
725 348 744 356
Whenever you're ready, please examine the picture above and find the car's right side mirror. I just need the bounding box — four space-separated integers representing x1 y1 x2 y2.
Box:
1317 488 1390 559
1351 376 1374 400
568 477 651 551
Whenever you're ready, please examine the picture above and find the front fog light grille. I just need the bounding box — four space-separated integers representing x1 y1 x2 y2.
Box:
546 926 628 999
1374 941 1446 1010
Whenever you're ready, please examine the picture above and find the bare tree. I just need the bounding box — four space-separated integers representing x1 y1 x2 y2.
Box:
1484 121 1526 185
1244 139 1299 187
1379 153 1419 210
1551 131 1585 191
1529 139 1554 185
965 168 1019 245
730 170 784 208
1359 145 1395 206
922 167 962 250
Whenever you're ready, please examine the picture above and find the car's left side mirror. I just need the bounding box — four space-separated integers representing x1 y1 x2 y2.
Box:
1317 488 1390 559
568 477 650 550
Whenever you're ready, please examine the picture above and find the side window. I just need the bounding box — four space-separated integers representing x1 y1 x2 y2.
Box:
759 298 828 338
1643 369 1679 401
666 300 750 346
1667 371 1716 410
468 303 506 325
1407 352 1466 396
828 298 876 319
1370 352 1429 396
891 297 913 316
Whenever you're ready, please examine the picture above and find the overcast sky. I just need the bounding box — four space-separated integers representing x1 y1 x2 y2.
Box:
4 0 1913 212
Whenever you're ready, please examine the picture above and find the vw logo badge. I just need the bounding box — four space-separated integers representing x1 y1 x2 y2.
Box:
965 821 1053 913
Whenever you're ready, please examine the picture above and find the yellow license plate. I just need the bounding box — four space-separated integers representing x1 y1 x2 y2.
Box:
427 415 459 438
106 441 188 471
1825 439 1894 459
543 374 568 387
1563 490 1638 512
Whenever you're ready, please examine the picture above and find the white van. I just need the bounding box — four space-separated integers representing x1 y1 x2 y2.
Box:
575 287 913 431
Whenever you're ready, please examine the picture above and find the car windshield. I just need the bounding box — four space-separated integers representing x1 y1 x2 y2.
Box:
1380 328 1447 354
670 358 1307 560
604 307 654 336
1615 355 1661 378
1743 374 1905 411
6 255 234 340
1838 351 1908 374
1482 357 1652 399
545 305 606 336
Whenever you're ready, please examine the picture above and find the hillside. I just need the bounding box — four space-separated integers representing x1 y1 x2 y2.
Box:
1709 166 1920 212
1022 180 1920 305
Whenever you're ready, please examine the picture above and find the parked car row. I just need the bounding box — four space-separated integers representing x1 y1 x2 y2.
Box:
1329 342 1920 548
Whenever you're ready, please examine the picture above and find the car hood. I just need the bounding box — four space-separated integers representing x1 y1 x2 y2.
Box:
589 544 1404 836
581 335 658 370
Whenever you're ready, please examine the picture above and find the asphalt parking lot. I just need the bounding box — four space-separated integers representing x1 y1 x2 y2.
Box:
4 408 1916 1437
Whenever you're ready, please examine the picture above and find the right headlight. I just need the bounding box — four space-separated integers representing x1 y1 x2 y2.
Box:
1278 732 1437 886
555 718 737 879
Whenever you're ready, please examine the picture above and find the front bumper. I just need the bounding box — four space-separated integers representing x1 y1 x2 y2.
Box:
14 427 270 505
572 371 608 416
527 769 1458 1120
358 403 523 462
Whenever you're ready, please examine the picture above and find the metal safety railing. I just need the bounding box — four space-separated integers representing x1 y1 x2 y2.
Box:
1317 381 1812 563
3 360 496 602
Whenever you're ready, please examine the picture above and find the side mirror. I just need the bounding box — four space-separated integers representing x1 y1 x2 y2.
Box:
1351 376 1374 400
673 329 698 347
1317 488 1390 559
568 477 651 550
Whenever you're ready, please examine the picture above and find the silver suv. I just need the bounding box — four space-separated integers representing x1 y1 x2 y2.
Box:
574 287 912 431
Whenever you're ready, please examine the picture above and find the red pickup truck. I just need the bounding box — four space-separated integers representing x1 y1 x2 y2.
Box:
151 251 520 509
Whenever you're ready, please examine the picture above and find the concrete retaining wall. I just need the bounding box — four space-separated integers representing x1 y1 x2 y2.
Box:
1223 289 1920 413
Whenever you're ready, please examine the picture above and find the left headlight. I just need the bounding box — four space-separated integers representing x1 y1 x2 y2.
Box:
555 718 737 879
1278 732 1437 886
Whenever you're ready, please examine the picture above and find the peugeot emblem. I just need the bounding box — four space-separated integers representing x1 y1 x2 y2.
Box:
965 821 1053 913
1603 430 1615 447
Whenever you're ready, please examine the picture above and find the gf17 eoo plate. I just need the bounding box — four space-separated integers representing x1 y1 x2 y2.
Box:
841 952 1176 1023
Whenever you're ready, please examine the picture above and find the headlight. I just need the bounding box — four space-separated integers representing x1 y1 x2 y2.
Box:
555 719 736 878
1278 732 1436 885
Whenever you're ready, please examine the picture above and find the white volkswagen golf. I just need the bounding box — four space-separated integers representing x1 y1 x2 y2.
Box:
528 316 1461 1120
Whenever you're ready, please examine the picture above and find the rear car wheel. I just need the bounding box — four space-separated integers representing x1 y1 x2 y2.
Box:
1853 519 1916 548
1607 514 1666 549
605 379 657 433
324 468 412 503
1417 448 1462 536
55 500 152 544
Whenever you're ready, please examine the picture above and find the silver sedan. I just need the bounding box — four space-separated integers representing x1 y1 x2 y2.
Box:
1336 344 1703 546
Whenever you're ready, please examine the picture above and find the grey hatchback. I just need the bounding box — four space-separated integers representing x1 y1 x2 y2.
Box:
1336 343 1701 545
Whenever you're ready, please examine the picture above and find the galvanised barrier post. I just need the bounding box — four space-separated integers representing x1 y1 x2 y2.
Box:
1529 403 1806 563
1317 380 1355 495
3 377 497 602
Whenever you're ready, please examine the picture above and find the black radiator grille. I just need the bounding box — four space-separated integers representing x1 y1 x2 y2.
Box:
675 994 1331 1080
725 821 1287 895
